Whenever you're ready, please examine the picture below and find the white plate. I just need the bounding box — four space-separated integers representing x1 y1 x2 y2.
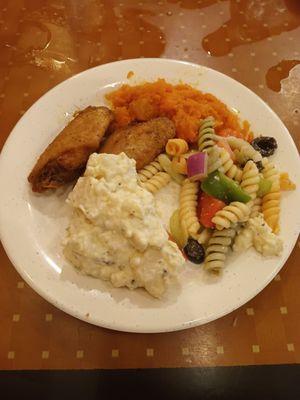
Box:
0 58 299 333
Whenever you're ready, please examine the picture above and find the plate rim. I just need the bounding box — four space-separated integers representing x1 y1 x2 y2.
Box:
0 57 299 333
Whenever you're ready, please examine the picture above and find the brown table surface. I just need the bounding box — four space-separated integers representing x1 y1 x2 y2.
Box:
0 0 299 370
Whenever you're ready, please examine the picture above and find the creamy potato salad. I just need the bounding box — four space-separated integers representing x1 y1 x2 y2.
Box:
63 152 184 298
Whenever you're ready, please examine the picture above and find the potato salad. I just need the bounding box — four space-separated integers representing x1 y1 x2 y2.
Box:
63 152 184 298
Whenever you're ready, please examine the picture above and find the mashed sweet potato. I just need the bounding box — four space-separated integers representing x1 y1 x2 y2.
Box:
106 79 252 142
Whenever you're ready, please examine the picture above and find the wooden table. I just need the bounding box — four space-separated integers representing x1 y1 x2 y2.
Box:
0 0 299 384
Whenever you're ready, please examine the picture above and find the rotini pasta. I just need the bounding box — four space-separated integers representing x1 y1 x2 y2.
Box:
240 160 259 200
166 138 189 156
261 158 281 234
158 153 185 185
240 160 259 215
210 147 243 181
179 178 200 236
280 172 296 191
227 136 262 163
171 156 187 174
206 146 243 181
212 201 250 230
138 157 163 183
140 171 171 194
195 228 211 245
198 117 218 154
207 146 222 174
204 228 236 273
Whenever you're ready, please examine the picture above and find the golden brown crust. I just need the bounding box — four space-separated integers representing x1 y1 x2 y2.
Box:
99 117 176 169
28 106 113 192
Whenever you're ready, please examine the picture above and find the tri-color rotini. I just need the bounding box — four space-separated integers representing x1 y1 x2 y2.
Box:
196 228 211 245
227 136 262 163
140 172 171 194
179 178 200 236
240 160 259 213
171 156 187 174
138 157 163 183
208 147 243 181
198 117 218 154
219 148 243 181
166 138 189 156
204 228 236 273
212 201 250 230
261 158 281 234
240 160 259 199
207 146 221 174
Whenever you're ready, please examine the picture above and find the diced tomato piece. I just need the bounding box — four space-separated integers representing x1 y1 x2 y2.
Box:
218 128 243 139
197 192 226 228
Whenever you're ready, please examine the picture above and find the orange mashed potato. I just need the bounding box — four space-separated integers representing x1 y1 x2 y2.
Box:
106 79 252 142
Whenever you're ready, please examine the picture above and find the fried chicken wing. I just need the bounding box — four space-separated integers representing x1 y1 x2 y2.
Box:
28 106 113 192
99 117 175 169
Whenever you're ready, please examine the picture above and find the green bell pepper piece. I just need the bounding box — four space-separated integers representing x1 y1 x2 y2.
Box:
201 171 251 204
257 177 272 197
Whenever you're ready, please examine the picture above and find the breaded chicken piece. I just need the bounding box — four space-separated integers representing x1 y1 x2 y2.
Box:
28 106 113 192
99 117 175 169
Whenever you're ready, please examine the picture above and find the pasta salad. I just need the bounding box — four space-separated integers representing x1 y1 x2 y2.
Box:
138 117 296 273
